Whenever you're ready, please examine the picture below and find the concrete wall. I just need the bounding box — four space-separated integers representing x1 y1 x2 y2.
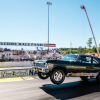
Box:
0 68 34 78
0 61 33 67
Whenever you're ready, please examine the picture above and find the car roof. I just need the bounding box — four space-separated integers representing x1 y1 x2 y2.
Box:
67 54 99 58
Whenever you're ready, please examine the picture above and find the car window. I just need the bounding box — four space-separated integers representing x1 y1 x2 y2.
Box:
78 56 91 64
93 58 99 64
61 54 78 61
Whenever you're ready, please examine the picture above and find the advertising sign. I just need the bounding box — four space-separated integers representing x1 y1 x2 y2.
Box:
0 42 56 47
0 69 34 78
0 42 44 46
44 43 56 47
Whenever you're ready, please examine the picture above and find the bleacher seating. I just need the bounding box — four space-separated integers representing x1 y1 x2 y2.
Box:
0 48 63 62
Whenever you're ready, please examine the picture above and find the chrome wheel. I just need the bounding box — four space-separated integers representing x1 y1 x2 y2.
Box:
38 72 49 80
50 69 65 84
54 71 63 82
41 73 47 77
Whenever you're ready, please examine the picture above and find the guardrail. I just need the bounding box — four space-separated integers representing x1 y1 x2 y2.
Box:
0 67 36 78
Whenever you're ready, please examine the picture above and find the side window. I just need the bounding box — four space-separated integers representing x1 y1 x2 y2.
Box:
85 57 91 64
78 56 91 64
93 58 99 64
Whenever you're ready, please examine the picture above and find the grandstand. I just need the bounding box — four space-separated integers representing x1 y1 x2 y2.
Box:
0 47 63 62
0 41 63 67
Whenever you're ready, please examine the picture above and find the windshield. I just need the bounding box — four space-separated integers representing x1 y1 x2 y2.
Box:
61 54 78 61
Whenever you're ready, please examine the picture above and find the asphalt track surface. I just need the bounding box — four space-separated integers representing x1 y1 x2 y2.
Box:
0 77 100 100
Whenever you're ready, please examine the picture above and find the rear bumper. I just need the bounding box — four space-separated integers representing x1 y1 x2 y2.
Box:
32 66 49 73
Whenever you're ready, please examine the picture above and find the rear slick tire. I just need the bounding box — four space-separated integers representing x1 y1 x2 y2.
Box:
80 76 88 81
96 74 100 83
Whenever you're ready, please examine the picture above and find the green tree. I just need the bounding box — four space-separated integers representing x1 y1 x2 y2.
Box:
86 38 92 48
92 46 97 53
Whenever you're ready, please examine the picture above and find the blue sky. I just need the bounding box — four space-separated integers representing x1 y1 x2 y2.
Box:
0 0 100 49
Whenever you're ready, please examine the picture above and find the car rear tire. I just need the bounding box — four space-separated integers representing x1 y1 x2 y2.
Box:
50 69 65 84
38 72 49 80
96 73 100 83
80 76 88 81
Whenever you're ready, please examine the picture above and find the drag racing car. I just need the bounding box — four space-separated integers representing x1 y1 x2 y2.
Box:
33 54 100 84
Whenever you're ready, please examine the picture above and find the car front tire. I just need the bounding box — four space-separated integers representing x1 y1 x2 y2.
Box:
50 69 65 84
38 72 49 80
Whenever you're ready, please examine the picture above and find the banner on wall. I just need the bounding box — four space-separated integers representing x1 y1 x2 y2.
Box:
44 43 56 47
0 42 56 47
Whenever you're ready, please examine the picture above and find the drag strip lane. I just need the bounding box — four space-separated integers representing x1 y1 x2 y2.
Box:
0 77 100 100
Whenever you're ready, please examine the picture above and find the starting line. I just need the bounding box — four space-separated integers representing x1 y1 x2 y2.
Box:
0 76 39 82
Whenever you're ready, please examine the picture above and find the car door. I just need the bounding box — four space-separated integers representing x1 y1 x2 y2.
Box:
91 57 100 72
74 56 92 72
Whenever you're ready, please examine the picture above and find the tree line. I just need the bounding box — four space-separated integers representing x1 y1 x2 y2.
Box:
59 38 100 55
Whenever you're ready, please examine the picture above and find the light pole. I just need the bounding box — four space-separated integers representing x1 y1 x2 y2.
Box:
80 5 100 56
46 2 52 52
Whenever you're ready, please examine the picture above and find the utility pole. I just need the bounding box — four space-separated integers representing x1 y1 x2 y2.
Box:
80 5 100 57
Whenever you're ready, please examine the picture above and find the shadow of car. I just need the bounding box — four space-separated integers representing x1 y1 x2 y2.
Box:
40 79 100 100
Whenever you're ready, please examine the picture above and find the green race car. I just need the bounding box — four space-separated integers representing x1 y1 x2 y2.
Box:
33 54 100 84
